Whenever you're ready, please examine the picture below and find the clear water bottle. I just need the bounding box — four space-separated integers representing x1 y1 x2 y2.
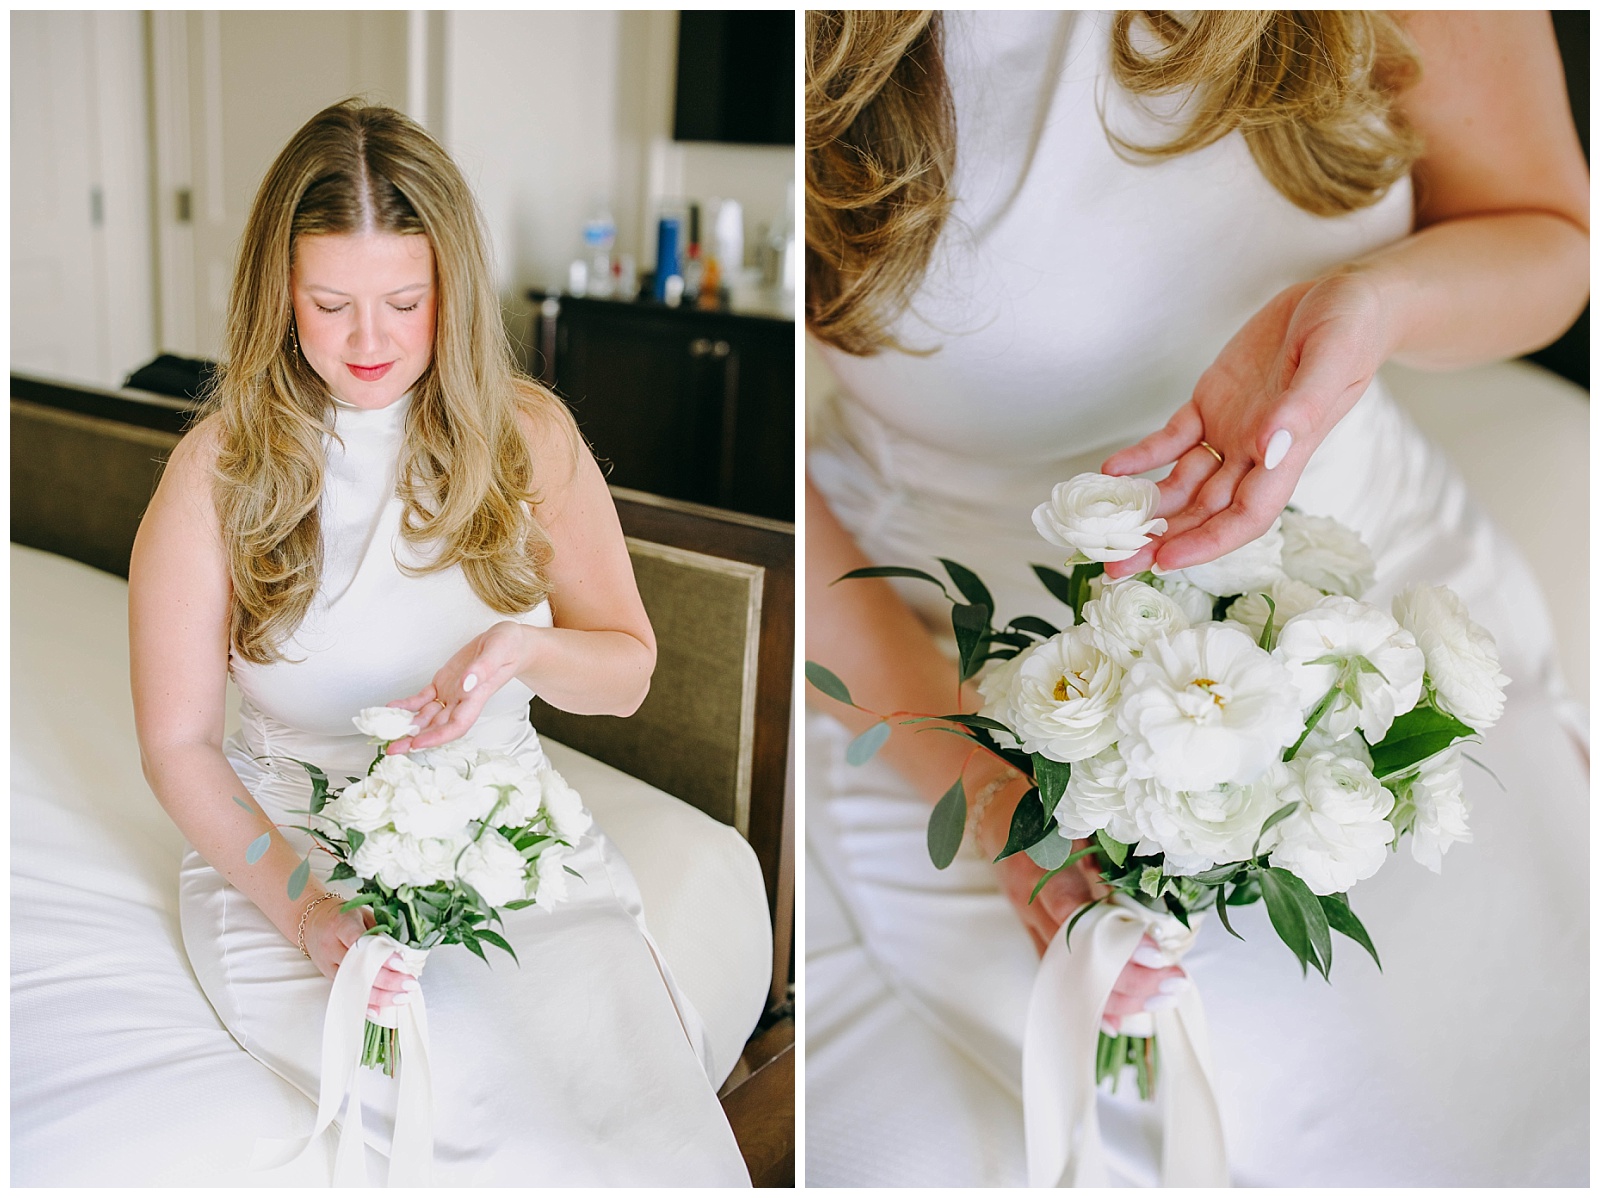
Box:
582 206 616 299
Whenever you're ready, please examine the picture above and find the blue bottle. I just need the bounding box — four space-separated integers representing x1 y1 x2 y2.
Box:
654 216 682 302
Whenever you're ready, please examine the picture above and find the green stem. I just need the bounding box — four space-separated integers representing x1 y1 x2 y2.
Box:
1284 682 1342 761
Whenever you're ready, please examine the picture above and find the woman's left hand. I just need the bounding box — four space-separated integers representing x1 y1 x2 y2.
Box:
1100 269 1393 579
382 621 534 754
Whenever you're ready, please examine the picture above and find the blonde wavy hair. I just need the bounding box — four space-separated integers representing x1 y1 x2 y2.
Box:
807 10 1422 356
201 100 566 664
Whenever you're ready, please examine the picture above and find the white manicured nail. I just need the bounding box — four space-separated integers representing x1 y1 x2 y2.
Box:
402 979 419 992
1264 429 1293 470
392 993 411 1006
1158 976 1191 996
1131 945 1167 969
1119 1012 1155 1037
1100 1020 1119 1037
1144 993 1180 1012
462 673 478 693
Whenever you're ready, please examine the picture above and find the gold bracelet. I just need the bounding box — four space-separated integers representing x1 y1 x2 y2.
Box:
967 766 1022 857
296 892 339 960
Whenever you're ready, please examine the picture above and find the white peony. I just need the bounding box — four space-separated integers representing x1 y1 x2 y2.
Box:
320 775 396 834
538 764 592 841
388 764 484 840
1116 623 1303 792
350 829 459 889
1005 628 1124 763
1082 578 1192 668
1225 576 1325 646
353 706 420 742
1402 745 1472 873
456 830 528 906
1148 576 1218 625
1126 763 1288 875
1275 595 1425 743
1055 745 1141 844
1160 519 1284 596
1032 474 1167 565
1391 585 1509 730
1264 750 1395 895
1279 510 1376 597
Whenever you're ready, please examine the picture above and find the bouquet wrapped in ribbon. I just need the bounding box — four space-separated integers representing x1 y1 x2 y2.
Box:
806 473 1507 1184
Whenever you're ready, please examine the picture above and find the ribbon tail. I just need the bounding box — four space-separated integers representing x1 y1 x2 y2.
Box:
1154 992 1230 1186
333 1065 369 1185
387 992 435 1186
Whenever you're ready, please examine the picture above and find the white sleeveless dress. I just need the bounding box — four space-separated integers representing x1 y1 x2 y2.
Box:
806 11 1588 1187
178 389 750 1185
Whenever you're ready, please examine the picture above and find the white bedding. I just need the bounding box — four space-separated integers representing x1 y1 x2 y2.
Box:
10 543 770 1186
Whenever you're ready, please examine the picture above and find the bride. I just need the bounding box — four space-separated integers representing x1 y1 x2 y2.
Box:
805 10 1587 1186
129 100 749 1185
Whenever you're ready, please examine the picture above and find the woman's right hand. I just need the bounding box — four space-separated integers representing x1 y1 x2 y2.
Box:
301 896 418 1018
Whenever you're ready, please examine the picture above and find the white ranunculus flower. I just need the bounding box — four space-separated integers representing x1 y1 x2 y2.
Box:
1032 473 1167 565
1006 628 1124 763
320 776 396 834
1149 576 1218 625
530 844 572 908
353 705 420 742
1297 721 1374 771
351 829 457 889
456 830 528 906
388 764 482 840
1225 576 1325 646
1161 519 1284 597
472 754 544 826
1279 510 1376 598
1116 623 1303 792
1264 750 1395 895
1082 578 1191 668
976 649 1029 735
1275 595 1425 743
1391 585 1509 730
1126 762 1288 875
1055 745 1141 844
408 743 478 777
1405 745 1472 873
538 764 592 841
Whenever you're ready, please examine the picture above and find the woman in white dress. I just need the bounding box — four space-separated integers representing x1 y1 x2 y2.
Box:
805 11 1587 1186
129 101 749 1185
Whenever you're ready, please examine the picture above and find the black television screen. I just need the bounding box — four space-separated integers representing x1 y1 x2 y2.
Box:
673 11 793 146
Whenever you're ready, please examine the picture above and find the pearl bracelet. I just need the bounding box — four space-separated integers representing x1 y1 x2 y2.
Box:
967 766 1022 857
296 892 339 960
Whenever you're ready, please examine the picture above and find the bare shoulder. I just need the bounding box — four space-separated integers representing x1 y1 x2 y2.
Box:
136 413 226 558
511 378 587 497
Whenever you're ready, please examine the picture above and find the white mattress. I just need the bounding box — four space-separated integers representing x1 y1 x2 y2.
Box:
10 543 770 1185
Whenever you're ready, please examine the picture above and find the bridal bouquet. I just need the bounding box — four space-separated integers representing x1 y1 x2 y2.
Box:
244 706 591 1076
807 472 1507 1101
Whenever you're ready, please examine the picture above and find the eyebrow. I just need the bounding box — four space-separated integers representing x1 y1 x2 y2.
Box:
303 282 431 297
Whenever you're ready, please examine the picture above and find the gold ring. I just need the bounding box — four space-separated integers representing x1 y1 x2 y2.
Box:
1199 440 1223 464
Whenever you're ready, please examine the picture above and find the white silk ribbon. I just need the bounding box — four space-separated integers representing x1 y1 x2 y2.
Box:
1023 895 1229 1187
254 934 434 1186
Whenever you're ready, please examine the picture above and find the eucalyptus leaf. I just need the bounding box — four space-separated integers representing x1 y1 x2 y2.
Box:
846 721 892 766
939 558 995 613
1031 754 1072 823
1095 829 1129 868
1028 846 1098 902
245 832 271 865
804 661 853 707
1369 705 1474 778
1319 892 1382 972
287 856 311 902
1008 615 1061 640
926 777 967 870
833 565 953 602
952 603 992 683
995 787 1046 862
1026 829 1076 870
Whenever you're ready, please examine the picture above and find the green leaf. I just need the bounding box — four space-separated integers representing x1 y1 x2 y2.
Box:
1214 886 1245 940
475 928 519 964
1256 594 1277 651
1251 801 1300 858
460 933 488 963
287 856 311 902
1162 893 1190 928
328 861 356 881
926 777 967 870
1032 563 1077 608
1008 615 1061 640
1259 867 1332 979
503 898 537 910
846 721 892 766
917 713 1014 734
833 565 953 601
986 629 1036 650
1284 682 1343 761
1139 865 1164 898
340 892 380 911
231 794 254 813
952 603 992 683
1063 895 1105 950
563 865 583 879
287 758 331 816
804 661 853 706
1319 892 1382 972
346 827 366 854
1026 829 1076 870
995 787 1046 862
1189 863 1241 885
1066 563 1105 622
1225 873 1262 906
245 832 271 865
1369 704 1475 778
938 558 995 613
1031 754 1072 823
1028 846 1098 902
1095 829 1129 867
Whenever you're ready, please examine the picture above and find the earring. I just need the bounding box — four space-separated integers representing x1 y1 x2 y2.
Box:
289 321 300 357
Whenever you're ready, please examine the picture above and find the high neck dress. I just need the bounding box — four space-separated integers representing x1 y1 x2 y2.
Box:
806 10 1587 1187
178 389 750 1185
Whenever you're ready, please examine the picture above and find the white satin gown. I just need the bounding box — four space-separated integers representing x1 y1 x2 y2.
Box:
179 390 750 1185
806 11 1588 1187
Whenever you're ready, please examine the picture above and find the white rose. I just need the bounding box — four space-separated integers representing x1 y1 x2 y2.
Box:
319 776 396 834
1116 623 1303 792
1055 745 1141 844
1082 578 1191 668
530 844 572 908
1126 762 1288 875
1391 585 1509 730
353 705 420 742
1279 510 1376 597
1225 576 1325 646
1264 750 1395 895
538 764 592 841
1402 745 1472 873
1275 595 1425 743
456 830 529 907
1006 628 1123 763
1149 576 1218 625
1032 473 1167 565
1161 519 1284 596
388 764 481 840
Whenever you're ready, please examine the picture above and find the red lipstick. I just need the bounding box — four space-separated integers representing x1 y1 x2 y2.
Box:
347 362 394 382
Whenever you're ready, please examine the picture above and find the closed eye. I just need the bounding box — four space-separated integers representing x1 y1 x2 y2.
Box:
392 302 420 313
314 302 347 314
